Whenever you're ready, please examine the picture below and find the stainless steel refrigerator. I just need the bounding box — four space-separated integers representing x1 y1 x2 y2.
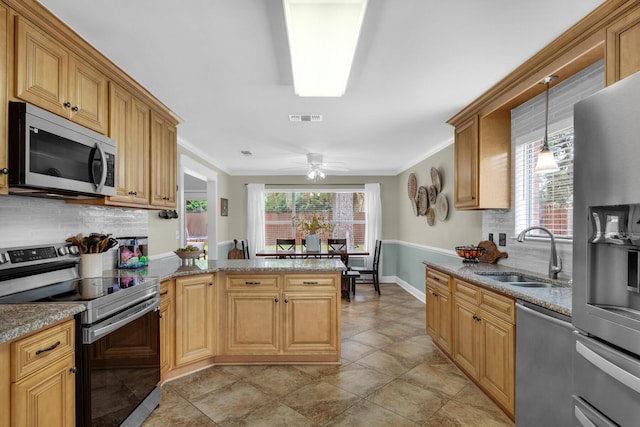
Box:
572 69 640 426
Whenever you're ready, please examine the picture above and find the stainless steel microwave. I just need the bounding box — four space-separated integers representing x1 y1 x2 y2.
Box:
8 102 116 199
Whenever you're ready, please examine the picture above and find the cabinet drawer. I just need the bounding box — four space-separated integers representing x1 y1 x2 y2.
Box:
11 319 75 382
426 268 451 292
226 274 280 291
454 278 480 305
284 274 338 291
479 289 515 323
160 279 174 301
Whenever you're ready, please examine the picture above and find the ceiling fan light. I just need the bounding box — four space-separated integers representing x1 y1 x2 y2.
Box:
283 0 368 97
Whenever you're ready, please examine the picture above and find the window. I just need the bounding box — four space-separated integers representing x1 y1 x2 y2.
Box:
513 60 604 240
264 190 365 249
515 128 574 238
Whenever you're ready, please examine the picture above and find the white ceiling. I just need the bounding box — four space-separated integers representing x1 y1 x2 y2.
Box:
40 0 604 177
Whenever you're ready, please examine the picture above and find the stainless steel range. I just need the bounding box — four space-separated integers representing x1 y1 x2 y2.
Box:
0 242 161 427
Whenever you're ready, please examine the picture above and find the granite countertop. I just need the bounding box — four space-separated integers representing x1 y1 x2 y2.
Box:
0 303 85 345
423 252 572 316
0 257 344 345
110 256 347 282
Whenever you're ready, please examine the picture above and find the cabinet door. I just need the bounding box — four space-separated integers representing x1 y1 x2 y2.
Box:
225 292 280 354
606 5 640 85
283 293 338 353
479 310 515 415
436 290 452 354
159 281 174 380
453 298 480 378
15 17 69 117
175 275 215 366
0 4 8 194
454 115 479 208
11 352 75 427
108 83 149 206
68 55 108 133
425 285 439 339
150 112 177 208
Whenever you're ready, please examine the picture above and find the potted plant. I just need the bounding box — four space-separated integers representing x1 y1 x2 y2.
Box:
294 213 333 251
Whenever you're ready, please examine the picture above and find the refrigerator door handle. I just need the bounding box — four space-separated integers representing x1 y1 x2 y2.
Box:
576 340 640 394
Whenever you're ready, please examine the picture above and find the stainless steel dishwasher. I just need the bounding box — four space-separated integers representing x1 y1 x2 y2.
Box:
516 300 575 426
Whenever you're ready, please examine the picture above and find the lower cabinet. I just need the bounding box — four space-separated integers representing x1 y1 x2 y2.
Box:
425 267 515 419
9 318 76 427
159 279 175 380
220 272 340 362
174 274 216 366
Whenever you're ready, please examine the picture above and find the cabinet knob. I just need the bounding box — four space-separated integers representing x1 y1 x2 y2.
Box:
1 168 8 175
70 366 77 374
72 106 79 112
209 282 213 286
274 298 279 303
284 299 289 303
64 102 71 108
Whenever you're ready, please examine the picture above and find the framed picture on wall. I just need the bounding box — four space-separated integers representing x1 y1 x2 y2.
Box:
220 198 228 216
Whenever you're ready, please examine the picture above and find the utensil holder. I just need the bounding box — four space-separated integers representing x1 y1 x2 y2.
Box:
80 253 103 278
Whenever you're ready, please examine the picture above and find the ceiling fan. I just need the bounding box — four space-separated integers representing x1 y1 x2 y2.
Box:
305 153 350 182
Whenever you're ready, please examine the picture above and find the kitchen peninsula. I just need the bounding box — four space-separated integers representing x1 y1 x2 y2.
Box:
124 257 346 381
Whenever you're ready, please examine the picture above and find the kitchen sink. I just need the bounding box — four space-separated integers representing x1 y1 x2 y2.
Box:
474 273 553 288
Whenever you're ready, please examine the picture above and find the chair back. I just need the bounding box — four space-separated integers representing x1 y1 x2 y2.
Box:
372 239 382 269
241 239 250 259
327 238 347 252
276 238 296 251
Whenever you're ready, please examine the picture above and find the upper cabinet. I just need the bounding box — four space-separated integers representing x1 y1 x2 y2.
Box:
15 16 108 134
606 3 640 85
0 3 8 195
453 112 510 210
150 111 177 209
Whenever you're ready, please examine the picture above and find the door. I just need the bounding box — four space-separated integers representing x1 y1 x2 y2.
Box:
478 310 514 413
283 293 338 353
436 290 452 354
68 55 108 133
225 292 279 354
454 115 479 208
175 275 215 365
453 298 479 377
425 285 438 339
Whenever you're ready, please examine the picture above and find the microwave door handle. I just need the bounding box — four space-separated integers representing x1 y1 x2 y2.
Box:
93 142 107 192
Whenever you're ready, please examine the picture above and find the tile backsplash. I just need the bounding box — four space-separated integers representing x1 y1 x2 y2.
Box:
0 195 148 269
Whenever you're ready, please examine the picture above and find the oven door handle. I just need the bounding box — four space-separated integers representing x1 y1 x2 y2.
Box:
84 296 159 344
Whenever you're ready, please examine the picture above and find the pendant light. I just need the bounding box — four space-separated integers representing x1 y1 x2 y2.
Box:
534 75 560 174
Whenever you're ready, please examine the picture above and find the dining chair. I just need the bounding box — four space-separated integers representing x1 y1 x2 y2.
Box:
351 239 382 295
241 239 250 259
276 238 296 251
327 238 347 253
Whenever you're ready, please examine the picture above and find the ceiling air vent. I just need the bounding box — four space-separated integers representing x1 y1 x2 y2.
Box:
240 150 253 156
289 115 323 122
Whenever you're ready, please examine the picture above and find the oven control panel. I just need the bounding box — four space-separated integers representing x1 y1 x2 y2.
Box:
0 242 79 270
9 246 58 263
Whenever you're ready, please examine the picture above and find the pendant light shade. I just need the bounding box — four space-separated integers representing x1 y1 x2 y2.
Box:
534 76 560 174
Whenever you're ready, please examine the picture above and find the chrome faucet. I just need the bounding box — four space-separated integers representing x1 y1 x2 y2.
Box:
517 226 562 280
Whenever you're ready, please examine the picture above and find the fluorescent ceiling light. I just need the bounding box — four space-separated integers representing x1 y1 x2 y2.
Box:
283 0 368 97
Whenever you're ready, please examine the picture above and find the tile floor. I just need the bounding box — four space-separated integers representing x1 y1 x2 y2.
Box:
142 282 515 426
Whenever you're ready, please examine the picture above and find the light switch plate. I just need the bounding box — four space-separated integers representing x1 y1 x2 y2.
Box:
499 233 506 246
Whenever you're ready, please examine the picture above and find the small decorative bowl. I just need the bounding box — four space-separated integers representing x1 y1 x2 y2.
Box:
174 250 203 260
455 246 485 263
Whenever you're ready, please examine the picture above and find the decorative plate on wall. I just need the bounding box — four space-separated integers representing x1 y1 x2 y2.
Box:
431 167 442 192
435 193 449 221
427 185 437 205
417 186 428 216
408 173 417 200
411 197 418 216
426 208 436 226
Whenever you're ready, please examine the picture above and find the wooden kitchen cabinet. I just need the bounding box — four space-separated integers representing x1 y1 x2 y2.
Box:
452 278 515 417
150 111 177 209
10 318 76 427
220 272 340 362
107 82 150 207
15 16 108 134
0 3 8 195
425 268 452 355
606 3 640 85
453 111 510 210
174 274 216 366
159 279 175 381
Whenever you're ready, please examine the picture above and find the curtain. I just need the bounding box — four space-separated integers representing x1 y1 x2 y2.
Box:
246 183 266 256
364 183 381 267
